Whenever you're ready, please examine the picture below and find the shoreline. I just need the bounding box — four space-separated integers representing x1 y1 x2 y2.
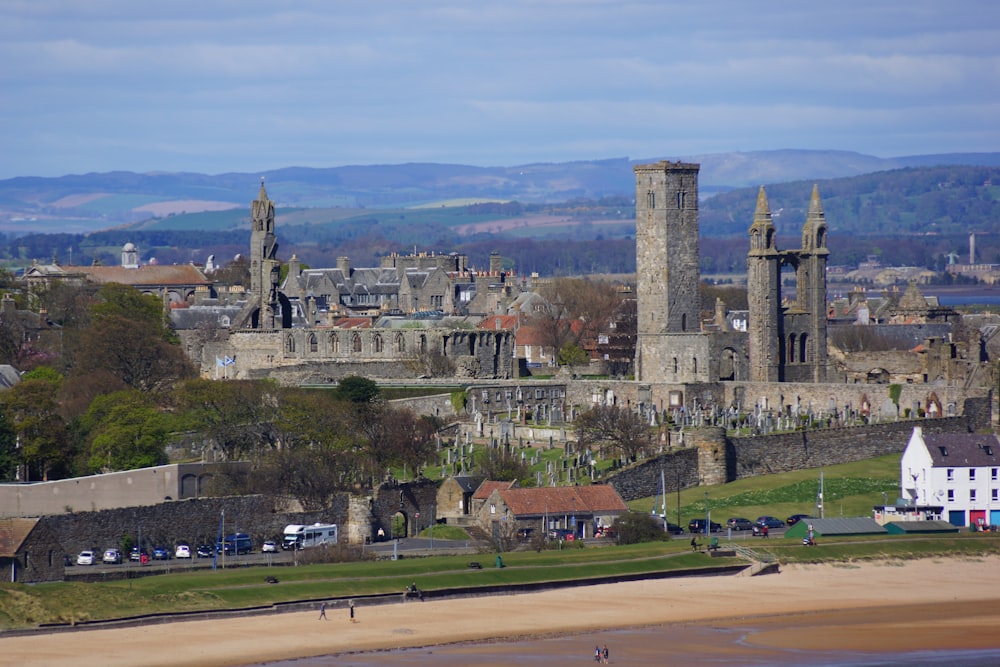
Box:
4 556 1000 667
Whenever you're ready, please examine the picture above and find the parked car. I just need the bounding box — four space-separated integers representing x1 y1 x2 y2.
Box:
175 544 191 558
663 522 685 535
102 548 123 564
755 516 784 529
196 544 214 558
786 514 814 526
548 528 575 541
129 546 143 562
261 540 278 553
727 517 754 531
76 550 95 566
687 519 722 533
152 546 171 560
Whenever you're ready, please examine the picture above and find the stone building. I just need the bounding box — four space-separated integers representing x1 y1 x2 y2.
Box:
180 182 516 383
0 517 65 583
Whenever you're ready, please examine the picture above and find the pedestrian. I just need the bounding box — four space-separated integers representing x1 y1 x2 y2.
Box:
349 599 356 623
762 524 769 539
318 601 327 620
690 536 698 551
377 527 385 541
602 644 609 664
594 645 601 662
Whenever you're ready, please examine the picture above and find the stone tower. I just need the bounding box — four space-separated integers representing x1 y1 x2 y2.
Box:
746 184 830 383
634 161 705 382
746 187 781 382
233 179 283 329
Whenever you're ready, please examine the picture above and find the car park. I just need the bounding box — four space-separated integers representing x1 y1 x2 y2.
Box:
175 544 191 558
786 514 814 526
76 550 95 566
727 517 754 531
152 546 171 560
755 516 784 529
688 519 722 533
129 546 144 562
261 540 278 552
102 548 122 564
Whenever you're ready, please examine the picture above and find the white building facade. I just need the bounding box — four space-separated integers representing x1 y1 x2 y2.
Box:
900 426 1000 528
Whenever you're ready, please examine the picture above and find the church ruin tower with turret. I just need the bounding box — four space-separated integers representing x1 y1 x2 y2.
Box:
233 179 288 329
746 184 830 383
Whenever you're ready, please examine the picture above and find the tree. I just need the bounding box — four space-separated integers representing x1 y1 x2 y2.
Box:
0 371 72 481
531 278 622 365
80 390 169 472
475 446 532 485
71 284 195 394
335 376 380 404
360 406 438 478
174 378 282 461
575 404 651 462
613 512 667 545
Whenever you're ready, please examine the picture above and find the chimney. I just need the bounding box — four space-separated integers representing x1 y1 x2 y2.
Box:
489 251 503 276
337 256 351 276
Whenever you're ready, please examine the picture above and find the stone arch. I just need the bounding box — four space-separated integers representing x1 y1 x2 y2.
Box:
787 333 797 363
286 333 296 354
419 334 427 354
391 510 409 539
308 332 318 353
925 392 942 418
352 333 362 353
330 333 340 354
799 332 808 363
866 368 890 384
395 333 405 353
373 333 383 353
719 347 738 381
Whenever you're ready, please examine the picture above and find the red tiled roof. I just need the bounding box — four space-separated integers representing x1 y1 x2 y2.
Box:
478 314 519 331
332 317 372 329
72 264 210 287
473 479 517 500
498 485 628 516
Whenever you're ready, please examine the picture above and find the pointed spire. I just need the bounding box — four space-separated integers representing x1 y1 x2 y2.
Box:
258 176 268 201
802 184 827 250
754 185 771 220
806 183 825 223
749 186 775 251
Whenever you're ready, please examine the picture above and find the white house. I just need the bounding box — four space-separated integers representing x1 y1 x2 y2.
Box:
900 426 1000 528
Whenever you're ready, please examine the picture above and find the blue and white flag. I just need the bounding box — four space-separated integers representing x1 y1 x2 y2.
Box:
224 355 236 366
216 357 225 368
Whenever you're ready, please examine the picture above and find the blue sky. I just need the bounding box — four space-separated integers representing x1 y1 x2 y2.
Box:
1 1 998 179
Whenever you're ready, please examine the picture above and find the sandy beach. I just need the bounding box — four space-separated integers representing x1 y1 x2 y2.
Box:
5 556 1000 667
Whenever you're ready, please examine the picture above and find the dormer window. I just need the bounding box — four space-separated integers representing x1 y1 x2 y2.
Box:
939 447 949 457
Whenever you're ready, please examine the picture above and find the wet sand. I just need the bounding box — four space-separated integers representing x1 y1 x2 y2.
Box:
3 557 1000 667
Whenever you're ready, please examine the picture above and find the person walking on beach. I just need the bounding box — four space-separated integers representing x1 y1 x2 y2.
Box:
318 601 327 620
349 600 356 623
594 645 601 662
762 524 769 539
602 644 609 664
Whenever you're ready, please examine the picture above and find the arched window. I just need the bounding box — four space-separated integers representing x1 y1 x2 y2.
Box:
286 334 295 353
352 333 362 353
419 334 427 354
681 313 687 331
692 357 697 374
308 333 318 353
787 334 797 363
672 357 678 373
799 333 808 363
330 334 340 354
395 333 405 353
373 333 383 353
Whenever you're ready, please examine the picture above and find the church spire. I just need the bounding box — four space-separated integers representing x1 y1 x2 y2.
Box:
801 184 827 250
749 186 776 252
258 176 268 201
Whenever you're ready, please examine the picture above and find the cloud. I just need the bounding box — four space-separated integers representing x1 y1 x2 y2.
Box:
0 1 998 178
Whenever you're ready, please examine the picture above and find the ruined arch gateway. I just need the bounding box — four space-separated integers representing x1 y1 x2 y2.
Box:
634 161 831 384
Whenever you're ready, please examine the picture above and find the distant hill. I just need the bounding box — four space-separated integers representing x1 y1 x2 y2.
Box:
4 150 999 235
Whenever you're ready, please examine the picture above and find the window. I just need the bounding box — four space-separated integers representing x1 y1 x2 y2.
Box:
396 334 405 353
946 468 954 481
947 489 955 502
308 333 318 353
993 489 999 502
490 503 496 514
970 489 977 502
677 190 685 209
647 190 655 208
330 334 340 353
286 334 296 353
992 468 998 482
970 469 976 481
352 333 362 353
373 334 383 353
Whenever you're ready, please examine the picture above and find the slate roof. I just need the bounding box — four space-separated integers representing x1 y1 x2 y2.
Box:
0 518 39 557
924 433 1000 467
786 517 887 537
498 485 629 517
448 475 483 493
885 520 961 535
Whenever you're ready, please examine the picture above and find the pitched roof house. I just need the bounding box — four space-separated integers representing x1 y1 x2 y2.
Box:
477 484 629 539
0 518 65 583
900 426 1000 528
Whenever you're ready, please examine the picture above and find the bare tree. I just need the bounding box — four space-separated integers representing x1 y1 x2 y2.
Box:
575 404 651 462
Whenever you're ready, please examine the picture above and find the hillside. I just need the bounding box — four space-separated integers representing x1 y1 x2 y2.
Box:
4 150 999 235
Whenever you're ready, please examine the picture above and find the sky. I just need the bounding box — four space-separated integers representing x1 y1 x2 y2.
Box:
1 1 999 180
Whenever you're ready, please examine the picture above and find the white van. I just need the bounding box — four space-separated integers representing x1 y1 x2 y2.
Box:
281 523 337 550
